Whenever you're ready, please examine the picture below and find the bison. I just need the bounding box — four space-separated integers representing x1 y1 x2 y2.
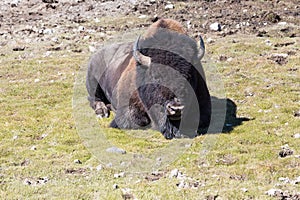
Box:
86 19 211 139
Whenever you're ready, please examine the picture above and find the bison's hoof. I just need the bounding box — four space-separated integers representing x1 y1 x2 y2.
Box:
94 101 110 118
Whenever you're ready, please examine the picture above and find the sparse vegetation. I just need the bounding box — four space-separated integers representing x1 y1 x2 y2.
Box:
1 0 299 199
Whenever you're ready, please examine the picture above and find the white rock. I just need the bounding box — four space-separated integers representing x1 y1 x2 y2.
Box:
43 29 54 35
272 53 288 58
266 188 283 196
209 22 221 31
89 46 96 53
169 168 179 178
292 176 300 184
165 4 174 10
278 177 290 184
241 188 248 192
96 164 102 171
206 37 215 44
278 22 287 26
114 172 125 178
294 133 300 139
113 184 119 189
138 15 147 19
106 146 126 154
73 159 82 164
34 79 40 83
78 26 85 32
30 146 37 150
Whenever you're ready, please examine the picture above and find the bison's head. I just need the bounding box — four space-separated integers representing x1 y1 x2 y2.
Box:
132 29 206 139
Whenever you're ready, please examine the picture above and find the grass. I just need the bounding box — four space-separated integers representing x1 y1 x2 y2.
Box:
0 18 299 200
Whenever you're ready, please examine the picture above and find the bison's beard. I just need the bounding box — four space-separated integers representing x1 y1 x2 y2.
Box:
160 118 181 139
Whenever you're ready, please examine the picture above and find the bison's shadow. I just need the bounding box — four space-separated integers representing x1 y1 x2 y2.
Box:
223 98 250 132
205 97 250 134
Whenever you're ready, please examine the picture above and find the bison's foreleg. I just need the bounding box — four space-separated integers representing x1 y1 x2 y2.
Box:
92 101 111 118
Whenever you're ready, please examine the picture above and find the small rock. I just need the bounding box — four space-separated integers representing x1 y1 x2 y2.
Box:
169 168 179 178
12 135 18 140
37 177 49 184
121 188 135 200
241 188 248 192
209 22 221 31
266 188 283 197
106 162 113 168
78 26 85 32
165 4 174 10
270 53 288 65
23 178 32 185
30 146 37 150
43 28 54 35
292 176 300 185
206 38 215 44
13 46 25 51
96 164 102 171
279 144 293 158
294 110 300 117
113 183 119 189
278 177 290 184
293 133 300 139
138 15 147 19
34 79 40 83
278 22 287 26
176 180 187 189
106 146 126 154
89 46 96 53
114 172 125 178
73 159 82 164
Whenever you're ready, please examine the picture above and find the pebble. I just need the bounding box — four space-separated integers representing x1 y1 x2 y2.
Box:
169 168 179 178
23 178 32 185
165 4 174 10
206 37 215 44
30 145 37 150
88 45 96 53
293 133 300 138
114 172 125 178
278 177 290 184
278 22 287 26
96 164 102 171
266 188 283 196
34 78 40 83
113 183 119 189
271 53 288 58
292 176 300 185
279 144 293 158
241 188 248 192
209 22 221 31
73 159 82 164
106 146 126 154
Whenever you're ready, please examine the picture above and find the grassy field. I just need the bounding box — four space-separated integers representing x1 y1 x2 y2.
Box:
0 17 299 199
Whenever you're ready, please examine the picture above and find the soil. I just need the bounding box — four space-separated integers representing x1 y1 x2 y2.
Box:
0 0 299 55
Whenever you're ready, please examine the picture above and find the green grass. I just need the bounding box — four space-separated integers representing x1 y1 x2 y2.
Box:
0 22 299 200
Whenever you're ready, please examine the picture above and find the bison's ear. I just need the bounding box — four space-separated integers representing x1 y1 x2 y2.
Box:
133 35 151 67
198 35 205 60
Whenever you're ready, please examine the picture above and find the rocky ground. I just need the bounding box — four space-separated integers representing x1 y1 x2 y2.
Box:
0 0 299 56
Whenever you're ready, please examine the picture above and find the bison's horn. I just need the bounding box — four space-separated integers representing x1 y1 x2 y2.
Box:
198 35 205 60
133 35 151 67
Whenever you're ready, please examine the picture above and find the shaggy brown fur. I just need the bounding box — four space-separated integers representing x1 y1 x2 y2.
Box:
86 19 211 139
